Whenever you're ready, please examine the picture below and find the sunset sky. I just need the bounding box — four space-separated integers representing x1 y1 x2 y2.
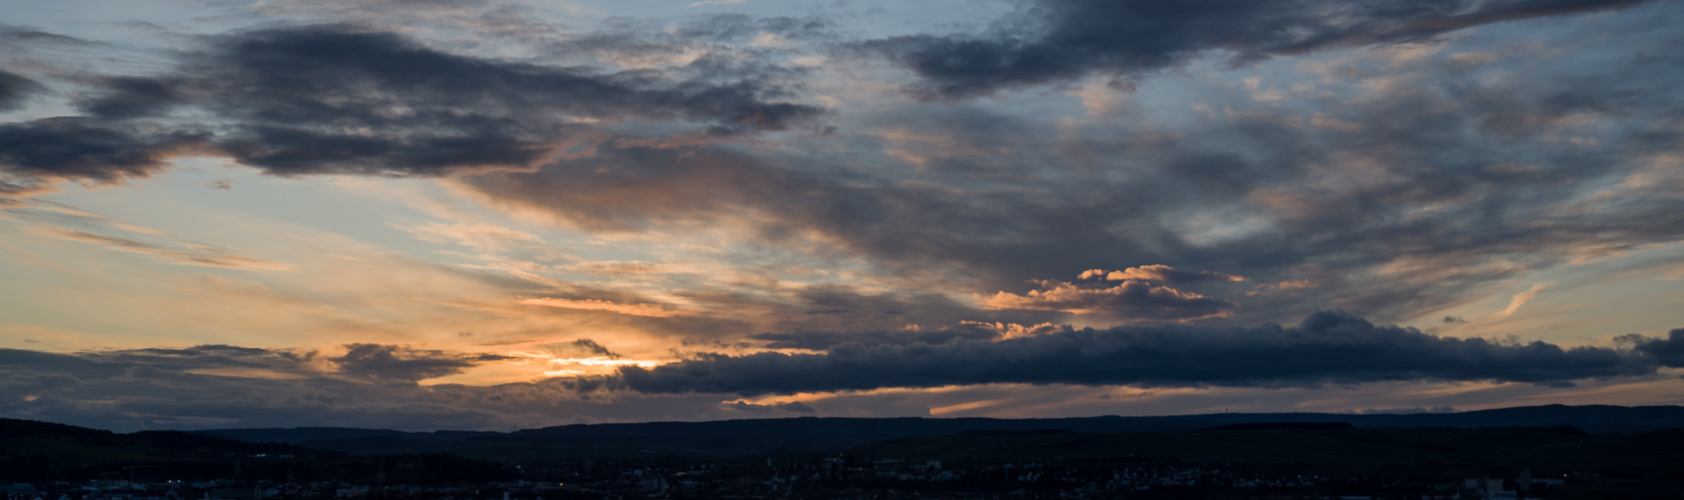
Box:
3 0 1683 432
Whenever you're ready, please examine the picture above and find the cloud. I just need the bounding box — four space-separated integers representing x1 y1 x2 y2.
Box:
0 118 210 184
719 400 816 414
858 0 1652 100
1619 328 1684 368
1494 282 1554 319
748 326 1002 351
9 24 820 186
1078 265 1243 283
518 297 683 318
617 312 1673 396
2 3 1682 432
331 343 513 383
982 274 1237 321
0 342 808 432
398 221 544 250
90 345 318 376
33 343 511 385
1247 280 1320 296
0 69 41 110
1350 406 1457 415
0 343 518 430
33 226 288 270
563 339 622 359
2 198 287 270
2 323 1680 431
374 7 1684 329
690 0 748 7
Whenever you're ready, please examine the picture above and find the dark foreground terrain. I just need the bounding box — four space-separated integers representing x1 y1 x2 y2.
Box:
3 405 1682 499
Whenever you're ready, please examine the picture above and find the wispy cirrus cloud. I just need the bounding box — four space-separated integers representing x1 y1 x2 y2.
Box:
3 199 286 271
33 227 287 271
1494 283 1554 319
518 297 685 318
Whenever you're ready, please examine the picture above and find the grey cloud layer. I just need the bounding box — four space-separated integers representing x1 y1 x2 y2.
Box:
3 7 1679 329
619 312 1683 396
0 118 209 182
0 69 39 110
0 343 713 432
1 24 819 183
331 344 514 383
460 20 1684 323
861 0 1651 100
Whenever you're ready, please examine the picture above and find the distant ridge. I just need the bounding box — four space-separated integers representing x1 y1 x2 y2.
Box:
181 404 1684 458
1205 422 1356 431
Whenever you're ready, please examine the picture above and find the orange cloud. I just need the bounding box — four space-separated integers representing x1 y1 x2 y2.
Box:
518 297 683 318
981 278 1235 321
1078 264 1243 283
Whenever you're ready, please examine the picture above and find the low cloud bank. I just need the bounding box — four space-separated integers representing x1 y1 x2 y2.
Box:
3 317 1681 430
619 312 1683 395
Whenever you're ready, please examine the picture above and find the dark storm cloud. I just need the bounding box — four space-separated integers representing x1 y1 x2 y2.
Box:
617 312 1677 396
860 0 1652 100
331 343 513 383
0 70 40 110
0 118 209 181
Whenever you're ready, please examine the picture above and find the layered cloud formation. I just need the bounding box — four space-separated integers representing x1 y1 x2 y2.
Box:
3 316 1681 431
3 0 1684 429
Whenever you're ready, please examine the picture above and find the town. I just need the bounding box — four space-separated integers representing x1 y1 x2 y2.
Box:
3 454 1571 500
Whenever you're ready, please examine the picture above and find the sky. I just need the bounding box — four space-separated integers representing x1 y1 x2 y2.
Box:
2 0 1683 432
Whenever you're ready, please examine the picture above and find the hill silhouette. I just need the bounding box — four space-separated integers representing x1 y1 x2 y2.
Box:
184 404 1684 460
